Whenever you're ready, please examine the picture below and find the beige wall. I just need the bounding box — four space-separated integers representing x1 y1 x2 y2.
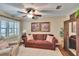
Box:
22 16 69 40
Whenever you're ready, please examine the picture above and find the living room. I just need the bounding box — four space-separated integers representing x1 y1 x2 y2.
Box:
0 3 79 56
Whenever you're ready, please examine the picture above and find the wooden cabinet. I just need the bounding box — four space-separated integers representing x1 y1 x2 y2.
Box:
64 13 79 56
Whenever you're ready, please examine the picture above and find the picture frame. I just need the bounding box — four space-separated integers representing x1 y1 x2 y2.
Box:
31 22 40 32
31 22 50 32
40 22 50 32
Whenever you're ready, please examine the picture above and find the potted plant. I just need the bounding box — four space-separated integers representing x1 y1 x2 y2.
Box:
60 28 64 38
75 10 79 18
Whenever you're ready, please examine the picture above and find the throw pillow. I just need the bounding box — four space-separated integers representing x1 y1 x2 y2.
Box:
46 35 54 43
26 34 34 40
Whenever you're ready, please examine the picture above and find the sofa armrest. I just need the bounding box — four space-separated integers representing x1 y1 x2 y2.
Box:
51 37 58 50
21 36 27 44
53 37 58 43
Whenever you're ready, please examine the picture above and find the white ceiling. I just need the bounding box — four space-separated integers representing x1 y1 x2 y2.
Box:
0 3 79 17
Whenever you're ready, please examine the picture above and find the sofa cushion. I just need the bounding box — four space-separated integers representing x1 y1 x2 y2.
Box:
46 35 54 43
33 34 47 40
27 40 52 45
36 34 44 40
27 34 34 40
33 34 37 40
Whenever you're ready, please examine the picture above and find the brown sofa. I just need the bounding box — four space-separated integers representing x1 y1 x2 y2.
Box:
22 34 58 50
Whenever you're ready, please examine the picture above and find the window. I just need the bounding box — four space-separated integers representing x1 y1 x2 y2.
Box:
14 22 20 35
0 17 20 38
0 21 7 37
8 22 13 36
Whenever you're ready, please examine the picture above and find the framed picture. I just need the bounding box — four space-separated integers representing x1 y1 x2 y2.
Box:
31 22 40 32
31 22 50 32
41 22 50 32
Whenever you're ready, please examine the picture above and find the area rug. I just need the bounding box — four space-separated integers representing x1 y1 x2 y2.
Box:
17 45 63 56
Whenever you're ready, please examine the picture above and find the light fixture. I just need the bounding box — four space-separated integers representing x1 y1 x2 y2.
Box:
27 14 33 18
27 10 41 19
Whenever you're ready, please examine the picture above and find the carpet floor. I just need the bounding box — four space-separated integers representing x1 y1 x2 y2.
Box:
17 45 63 56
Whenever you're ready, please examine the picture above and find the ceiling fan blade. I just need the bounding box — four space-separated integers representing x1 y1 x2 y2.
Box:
19 14 27 18
17 11 27 14
22 14 27 17
34 14 42 17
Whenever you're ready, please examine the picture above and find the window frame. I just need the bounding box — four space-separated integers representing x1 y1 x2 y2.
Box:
0 16 20 38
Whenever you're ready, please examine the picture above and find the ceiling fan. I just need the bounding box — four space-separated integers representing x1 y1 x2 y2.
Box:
17 5 62 19
17 8 42 19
